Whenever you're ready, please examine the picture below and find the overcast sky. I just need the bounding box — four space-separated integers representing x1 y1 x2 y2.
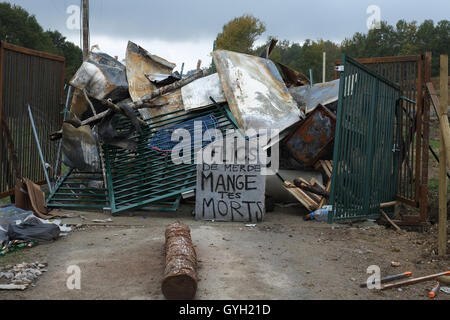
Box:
5 0 450 71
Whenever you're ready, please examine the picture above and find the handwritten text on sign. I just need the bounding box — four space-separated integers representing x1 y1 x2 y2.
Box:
195 163 266 222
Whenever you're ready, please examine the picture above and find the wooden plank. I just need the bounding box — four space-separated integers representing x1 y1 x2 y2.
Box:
1 41 65 62
283 181 318 211
380 209 402 232
321 161 332 178
381 271 450 290
438 54 448 257
310 178 326 191
318 180 332 209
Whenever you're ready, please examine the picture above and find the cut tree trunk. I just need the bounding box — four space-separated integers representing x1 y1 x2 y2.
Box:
162 222 198 300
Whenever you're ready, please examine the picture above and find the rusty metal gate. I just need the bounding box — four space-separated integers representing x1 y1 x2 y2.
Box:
0 42 65 198
335 54 430 224
329 54 401 222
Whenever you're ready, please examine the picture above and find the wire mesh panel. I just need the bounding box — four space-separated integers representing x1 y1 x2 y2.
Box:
329 54 401 222
0 42 65 198
102 104 237 215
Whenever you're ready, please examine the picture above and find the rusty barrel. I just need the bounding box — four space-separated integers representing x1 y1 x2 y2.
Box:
162 222 197 300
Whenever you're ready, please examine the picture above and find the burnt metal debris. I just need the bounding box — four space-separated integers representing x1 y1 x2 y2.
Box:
0 38 419 225
42 40 345 216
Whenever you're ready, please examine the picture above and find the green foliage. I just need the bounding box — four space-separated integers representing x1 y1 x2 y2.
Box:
218 15 449 79
0 2 82 83
342 19 450 76
215 14 266 54
45 30 83 82
255 38 341 82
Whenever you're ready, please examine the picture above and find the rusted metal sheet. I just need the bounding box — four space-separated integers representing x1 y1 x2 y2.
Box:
212 50 304 135
162 222 197 300
125 41 176 120
181 73 226 111
258 38 310 87
276 62 310 88
289 79 339 113
284 104 336 167
0 42 65 198
70 51 128 101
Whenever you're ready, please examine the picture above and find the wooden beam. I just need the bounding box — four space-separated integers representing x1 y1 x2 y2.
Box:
438 54 448 257
427 82 450 170
283 181 318 211
380 209 402 233
381 271 450 290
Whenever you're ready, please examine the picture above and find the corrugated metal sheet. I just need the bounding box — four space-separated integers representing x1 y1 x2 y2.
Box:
212 50 304 136
0 42 65 198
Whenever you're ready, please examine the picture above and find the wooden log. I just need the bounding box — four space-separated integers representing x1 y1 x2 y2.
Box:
133 69 210 109
380 201 397 209
162 222 198 300
380 209 402 233
293 178 329 199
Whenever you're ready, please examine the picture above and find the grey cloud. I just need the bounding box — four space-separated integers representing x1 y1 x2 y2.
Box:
6 0 450 44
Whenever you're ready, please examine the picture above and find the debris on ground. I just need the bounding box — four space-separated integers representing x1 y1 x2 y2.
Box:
0 262 48 290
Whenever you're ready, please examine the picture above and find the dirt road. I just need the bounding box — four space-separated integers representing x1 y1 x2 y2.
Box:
0 205 448 300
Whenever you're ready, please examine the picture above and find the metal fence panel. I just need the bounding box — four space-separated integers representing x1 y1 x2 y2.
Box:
335 56 424 207
329 54 401 222
0 42 65 198
102 104 237 215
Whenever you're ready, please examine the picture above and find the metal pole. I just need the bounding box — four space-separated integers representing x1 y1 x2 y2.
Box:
54 86 73 183
28 105 53 193
82 0 90 60
309 69 314 87
323 52 326 83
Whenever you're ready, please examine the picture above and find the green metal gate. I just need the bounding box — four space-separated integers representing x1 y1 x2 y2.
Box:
329 54 401 222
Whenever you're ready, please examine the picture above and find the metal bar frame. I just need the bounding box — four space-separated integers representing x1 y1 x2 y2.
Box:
334 54 429 224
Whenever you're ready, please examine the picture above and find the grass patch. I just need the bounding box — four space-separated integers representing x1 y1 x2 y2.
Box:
429 178 450 194
429 139 439 151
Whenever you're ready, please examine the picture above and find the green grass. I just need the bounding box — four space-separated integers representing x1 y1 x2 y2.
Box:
429 177 450 194
429 139 440 155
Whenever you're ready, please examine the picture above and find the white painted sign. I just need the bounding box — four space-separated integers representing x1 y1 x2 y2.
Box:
195 163 266 222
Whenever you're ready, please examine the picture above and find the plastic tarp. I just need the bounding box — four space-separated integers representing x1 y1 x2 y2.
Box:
0 206 60 246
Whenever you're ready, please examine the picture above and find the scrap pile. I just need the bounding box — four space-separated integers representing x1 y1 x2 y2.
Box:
46 39 340 217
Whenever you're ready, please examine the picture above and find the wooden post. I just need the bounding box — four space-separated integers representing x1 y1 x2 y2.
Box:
438 54 448 256
420 52 432 222
82 0 90 60
323 51 326 83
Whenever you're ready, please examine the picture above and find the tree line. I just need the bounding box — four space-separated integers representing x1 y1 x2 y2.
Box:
215 15 449 80
0 2 82 83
